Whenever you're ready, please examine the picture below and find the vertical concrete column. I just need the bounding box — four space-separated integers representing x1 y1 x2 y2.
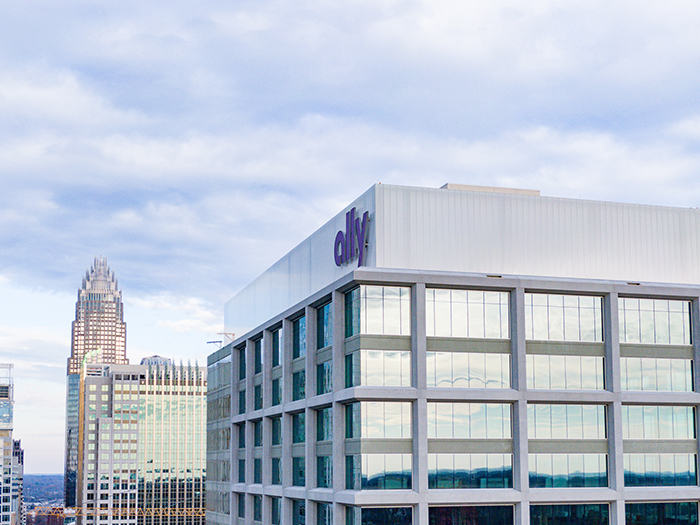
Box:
282 495 292 525
306 305 317 507
511 287 528 525
245 339 254 491
281 318 293 519
605 291 624 525
331 290 346 525
262 329 273 524
263 329 272 412
412 283 428 524
691 297 700 497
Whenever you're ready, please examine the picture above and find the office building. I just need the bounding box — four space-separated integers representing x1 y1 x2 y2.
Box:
1 365 24 525
75 360 206 525
66 258 128 507
208 183 700 525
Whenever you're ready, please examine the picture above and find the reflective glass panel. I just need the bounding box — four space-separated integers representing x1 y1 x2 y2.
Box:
531 504 608 525
292 456 305 486
345 507 413 525
292 412 306 443
621 405 695 440
317 360 333 395
345 286 411 337
526 294 603 342
293 370 306 401
317 456 332 488
427 351 510 388
626 502 698 525
621 358 693 391
317 302 332 349
346 350 411 387
272 329 281 367
428 454 513 489
527 354 604 390
293 316 306 359
427 403 511 439
346 401 412 439
529 453 608 488
429 506 513 525
426 289 510 339
254 338 262 374
624 453 697 486
619 298 692 345
317 406 333 442
528 404 606 440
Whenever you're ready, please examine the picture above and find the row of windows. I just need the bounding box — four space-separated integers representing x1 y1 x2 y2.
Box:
237 289 692 371
238 403 696 445
232 501 698 525
234 452 699 491
236 354 694 411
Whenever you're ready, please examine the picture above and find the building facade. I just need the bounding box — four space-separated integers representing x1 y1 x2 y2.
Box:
1 365 24 525
75 360 206 525
209 184 700 525
66 258 128 508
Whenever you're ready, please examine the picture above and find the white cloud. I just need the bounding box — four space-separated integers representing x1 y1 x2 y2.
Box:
3 0 700 472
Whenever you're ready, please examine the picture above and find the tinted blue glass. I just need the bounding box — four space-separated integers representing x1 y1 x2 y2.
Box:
624 453 697 486
292 456 305 486
529 453 607 488
428 453 513 489
626 502 698 525
429 506 513 525
317 302 332 349
293 370 306 400
531 505 608 525
293 316 306 359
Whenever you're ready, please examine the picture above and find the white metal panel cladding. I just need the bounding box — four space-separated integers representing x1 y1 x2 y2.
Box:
374 184 700 285
224 187 376 335
226 183 700 335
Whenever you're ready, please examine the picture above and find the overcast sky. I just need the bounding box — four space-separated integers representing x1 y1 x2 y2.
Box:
2 0 700 473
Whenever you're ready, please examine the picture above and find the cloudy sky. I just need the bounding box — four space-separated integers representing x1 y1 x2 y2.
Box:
2 0 700 473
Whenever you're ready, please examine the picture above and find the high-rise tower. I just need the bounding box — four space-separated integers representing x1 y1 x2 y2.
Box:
1 364 23 525
65 257 128 508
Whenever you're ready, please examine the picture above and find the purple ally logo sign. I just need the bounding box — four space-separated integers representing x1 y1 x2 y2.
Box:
334 207 369 267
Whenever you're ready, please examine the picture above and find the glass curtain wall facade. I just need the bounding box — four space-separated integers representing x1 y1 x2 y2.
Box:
212 279 700 525
75 362 206 525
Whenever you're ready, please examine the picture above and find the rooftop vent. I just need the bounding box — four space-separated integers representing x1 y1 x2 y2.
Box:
441 183 540 197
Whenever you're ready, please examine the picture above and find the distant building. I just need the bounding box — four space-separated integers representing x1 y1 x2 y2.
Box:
12 441 24 525
65 258 128 507
1 365 24 525
74 362 206 525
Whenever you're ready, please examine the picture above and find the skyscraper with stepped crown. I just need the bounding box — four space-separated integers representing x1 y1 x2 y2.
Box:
65 257 128 508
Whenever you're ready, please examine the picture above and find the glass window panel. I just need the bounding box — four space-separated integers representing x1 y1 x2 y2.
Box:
293 316 306 359
620 298 692 345
316 302 332 350
549 356 567 390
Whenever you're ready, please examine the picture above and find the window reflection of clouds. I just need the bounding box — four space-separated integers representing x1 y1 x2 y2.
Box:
427 352 510 389
622 406 695 440
427 403 511 439
619 298 691 345
528 404 606 440
426 289 509 339
621 358 692 392
525 294 603 342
